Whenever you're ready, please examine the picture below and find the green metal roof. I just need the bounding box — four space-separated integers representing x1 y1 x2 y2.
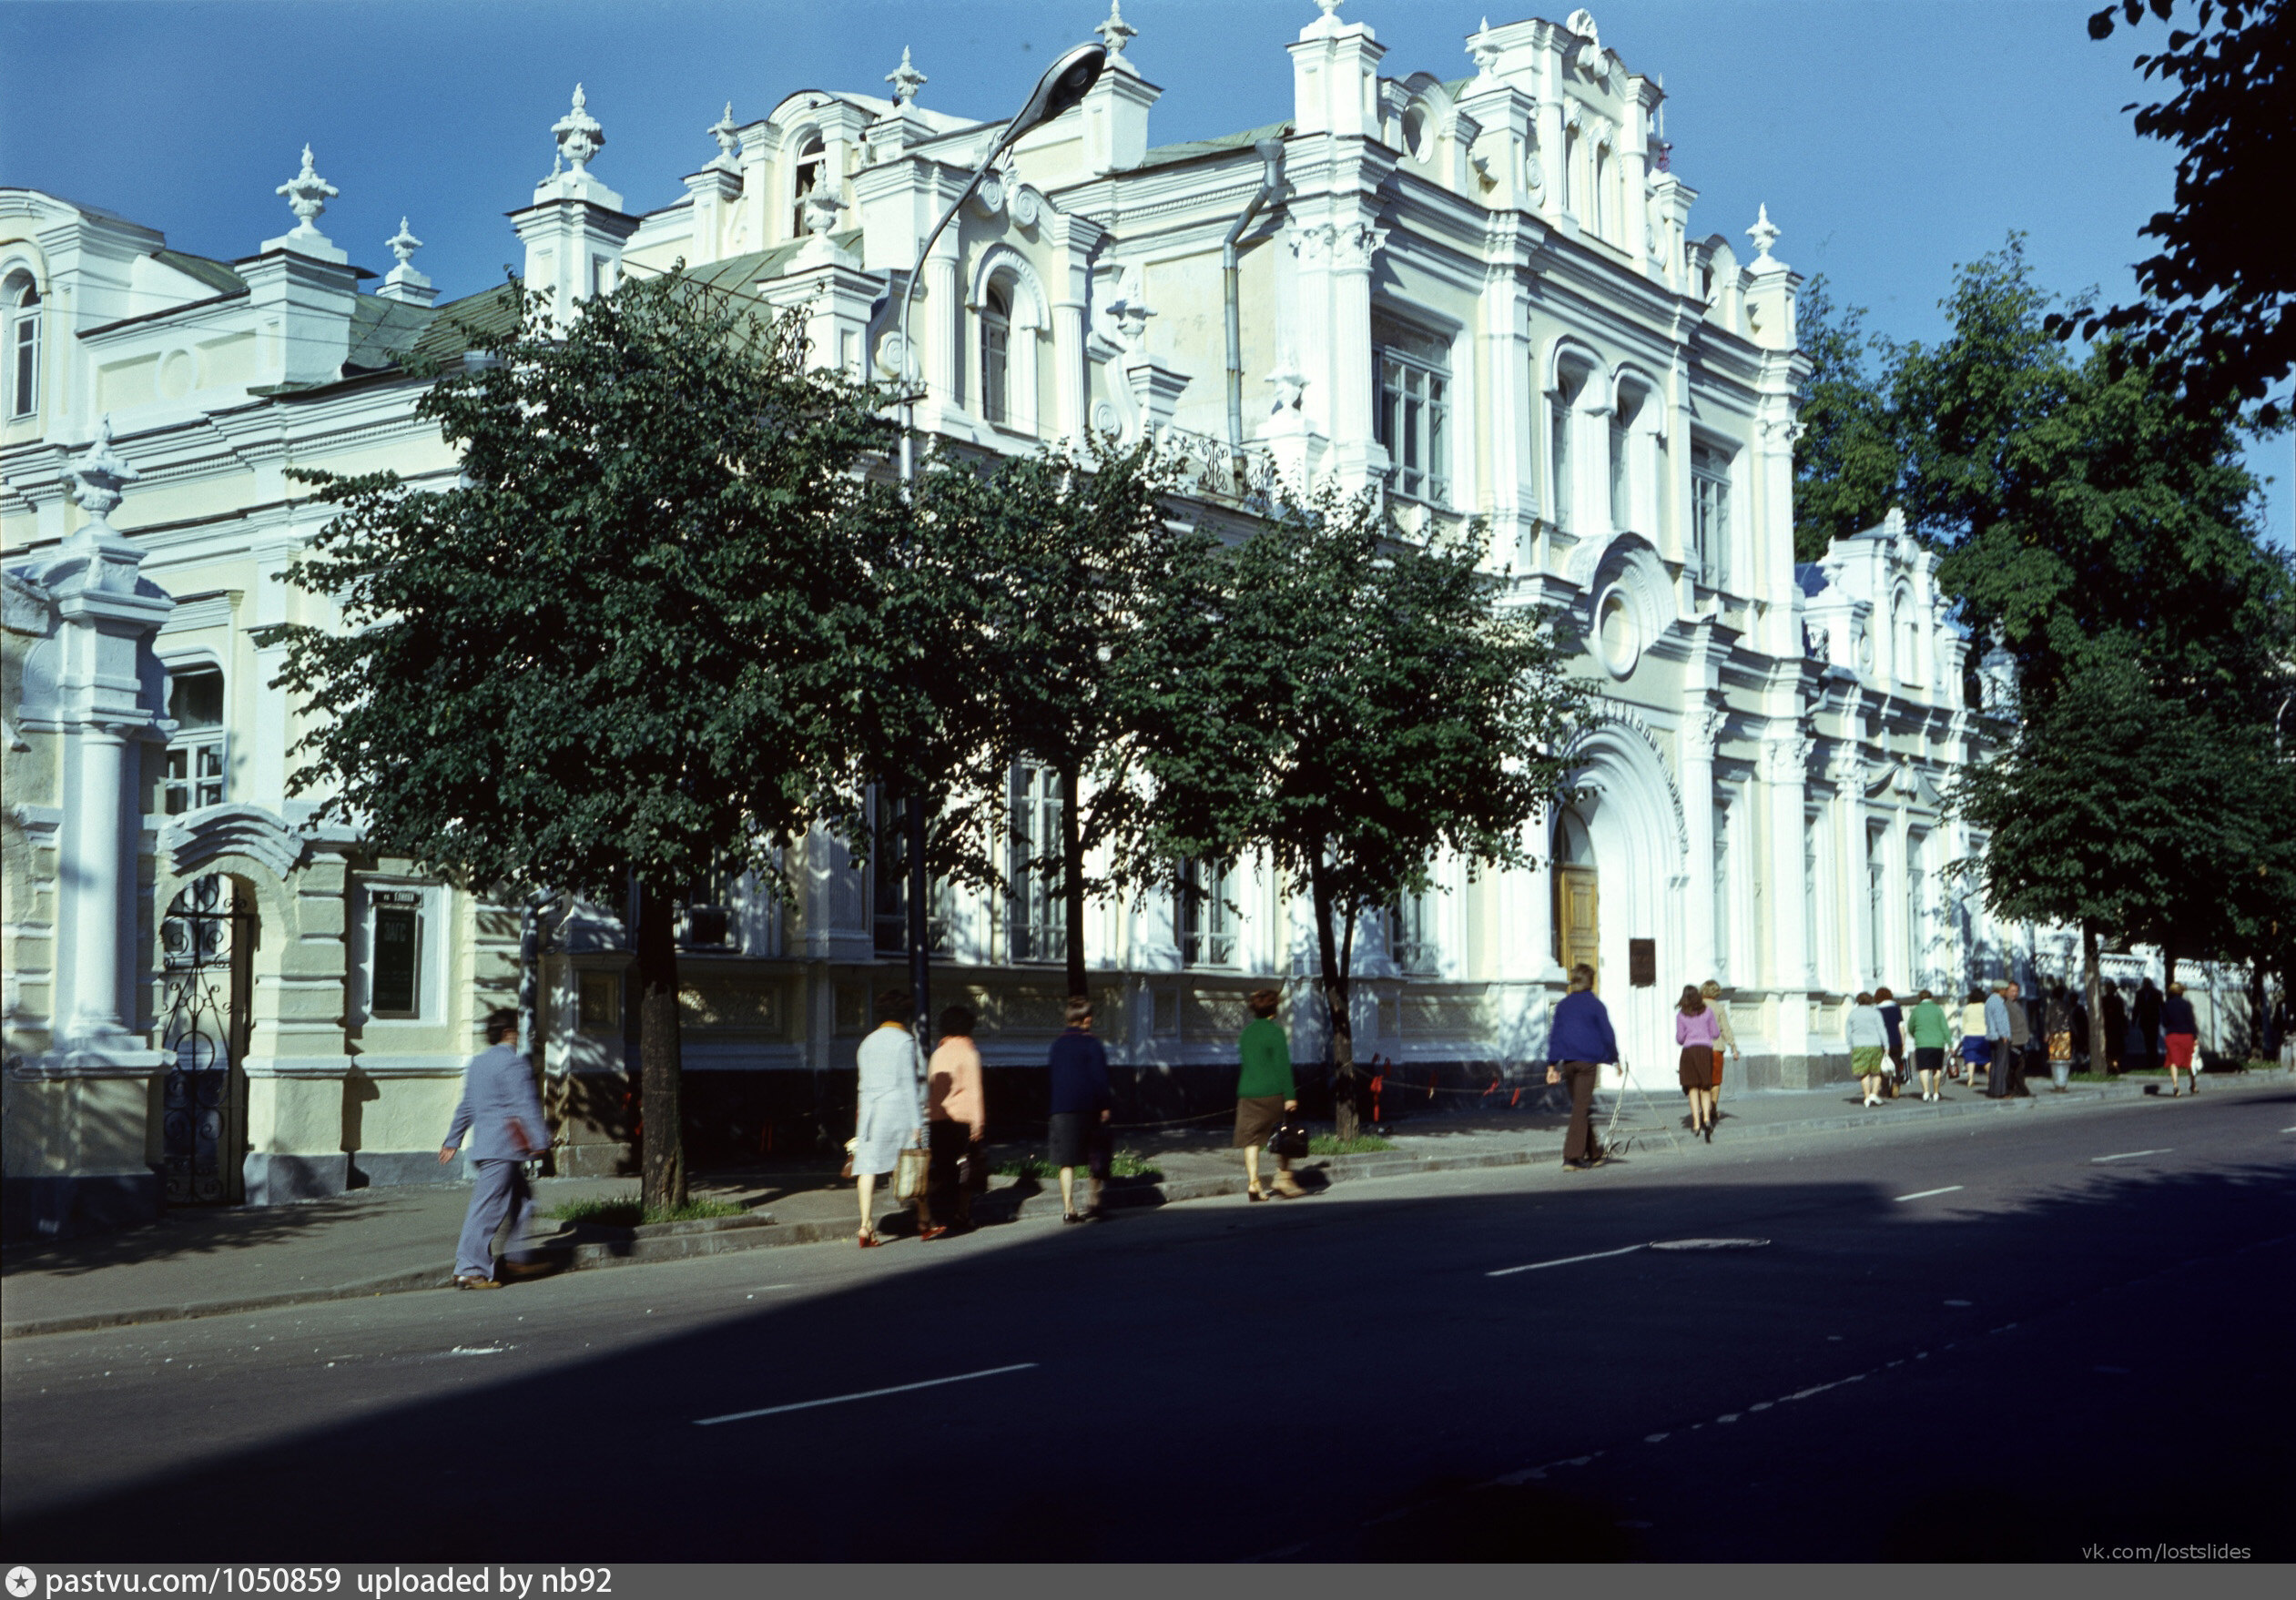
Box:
1136 122 1293 173
151 248 247 296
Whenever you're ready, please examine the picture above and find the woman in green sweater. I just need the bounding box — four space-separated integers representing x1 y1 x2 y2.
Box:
1236 988 1305 1200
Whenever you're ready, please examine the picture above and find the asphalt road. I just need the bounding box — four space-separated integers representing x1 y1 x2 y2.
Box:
5 1084 2291 1562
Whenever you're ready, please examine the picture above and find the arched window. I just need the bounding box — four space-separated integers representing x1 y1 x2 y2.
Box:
1894 592 1919 685
979 282 1011 426
790 134 825 237
1549 362 1588 532
6 274 38 420
1593 145 1612 238
1561 127 1578 215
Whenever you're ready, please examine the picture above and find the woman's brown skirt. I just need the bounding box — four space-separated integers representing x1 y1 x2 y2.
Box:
1678 1045 1716 1092
1234 1095 1286 1149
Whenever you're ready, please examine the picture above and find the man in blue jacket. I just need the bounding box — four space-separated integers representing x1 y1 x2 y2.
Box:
1545 963 1618 1170
441 1008 551 1289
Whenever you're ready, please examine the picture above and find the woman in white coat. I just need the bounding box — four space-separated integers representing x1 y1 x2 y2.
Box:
853 988 925 1248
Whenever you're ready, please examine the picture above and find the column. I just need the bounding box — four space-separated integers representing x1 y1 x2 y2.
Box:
1328 219 1387 491
1478 262 1535 567
925 225 961 411
1681 705 1720 984
1762 727 1811 994
64 725 130 1034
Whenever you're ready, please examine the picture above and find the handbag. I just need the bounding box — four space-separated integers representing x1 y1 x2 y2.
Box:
1267 1120 1311 1161
893 1143 930 1202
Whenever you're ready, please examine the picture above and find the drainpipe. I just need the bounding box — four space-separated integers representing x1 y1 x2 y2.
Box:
1224 137 1287 453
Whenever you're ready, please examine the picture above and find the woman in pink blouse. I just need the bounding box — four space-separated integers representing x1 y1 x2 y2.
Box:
919 1005 986 1239
1677 984 1723 1143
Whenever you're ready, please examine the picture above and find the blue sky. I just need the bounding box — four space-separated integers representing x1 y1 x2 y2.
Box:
3 0 2285 542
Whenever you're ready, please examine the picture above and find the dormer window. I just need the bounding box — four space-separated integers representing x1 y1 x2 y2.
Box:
164 665 226 814
5 275 36 419
790 135 825 237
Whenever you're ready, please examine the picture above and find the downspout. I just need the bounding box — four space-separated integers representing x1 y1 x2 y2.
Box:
1224 137 1288 453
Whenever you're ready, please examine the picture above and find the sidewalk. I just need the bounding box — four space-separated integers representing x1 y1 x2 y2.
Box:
5 1069 2280 1340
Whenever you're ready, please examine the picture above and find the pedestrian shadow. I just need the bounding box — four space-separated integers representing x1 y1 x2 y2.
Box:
0 1189 433 1279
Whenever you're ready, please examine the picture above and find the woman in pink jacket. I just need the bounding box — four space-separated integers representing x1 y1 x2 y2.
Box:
1677 984 1723 1142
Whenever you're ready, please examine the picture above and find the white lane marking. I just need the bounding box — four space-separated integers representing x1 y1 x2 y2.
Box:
694 1362 1038 1426
1945 1299 1974 1306
2092 1149 2172 1162
1488 1242 1646 1277
447 1346 507 1356
1895 1185 1964 1202
1649 1237 1770 1251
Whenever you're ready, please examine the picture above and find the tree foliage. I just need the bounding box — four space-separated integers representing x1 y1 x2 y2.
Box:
1126 491 1593 1136
2072 0 2296 426
1792 274 1901 560
909 436 1205 998
266 271 893 1207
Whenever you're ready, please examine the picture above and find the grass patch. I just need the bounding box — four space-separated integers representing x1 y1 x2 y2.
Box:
545 1190 747 1228
1308 1133 1397 1155
993 1149 1163 1181
2067 1070 2167 1083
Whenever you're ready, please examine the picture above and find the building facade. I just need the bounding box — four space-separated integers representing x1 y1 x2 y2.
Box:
7 5 2060 1236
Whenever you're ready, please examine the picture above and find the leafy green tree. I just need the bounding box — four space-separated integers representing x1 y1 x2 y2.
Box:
1792 274 1902 560
1937 337 2286 714
1126 491 1592 1139
1951 653 2296 1068
913 437 1203 1000
266 272 891 1210
2072 0 2296 426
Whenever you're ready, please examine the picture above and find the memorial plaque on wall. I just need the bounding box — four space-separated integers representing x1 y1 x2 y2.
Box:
1628 938 1657 987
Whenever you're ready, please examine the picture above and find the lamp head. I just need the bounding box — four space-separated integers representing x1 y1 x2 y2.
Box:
1005 42 1106 147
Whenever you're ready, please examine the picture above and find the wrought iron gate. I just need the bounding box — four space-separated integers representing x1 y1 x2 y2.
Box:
159 875 253 1205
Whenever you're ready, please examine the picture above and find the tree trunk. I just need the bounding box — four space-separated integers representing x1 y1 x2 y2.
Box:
2083 919 2106 1082
2250 959 2268 1067
1313 859 1360 1144
635 878 687 1213
1061 757 1087 1001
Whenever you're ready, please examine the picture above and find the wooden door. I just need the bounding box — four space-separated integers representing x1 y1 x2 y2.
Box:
1557 866 1600 985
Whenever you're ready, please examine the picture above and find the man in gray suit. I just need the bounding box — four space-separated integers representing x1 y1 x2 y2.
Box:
441 1008 550 1290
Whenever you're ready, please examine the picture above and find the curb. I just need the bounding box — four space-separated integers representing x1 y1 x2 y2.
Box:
5 1068 2280 1340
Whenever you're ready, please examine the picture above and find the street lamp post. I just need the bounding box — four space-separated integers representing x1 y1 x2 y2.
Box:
894 42 1106 1047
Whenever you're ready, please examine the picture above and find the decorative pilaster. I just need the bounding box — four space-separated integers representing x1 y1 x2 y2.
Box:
26 419 172 1072
1326 218 1387 494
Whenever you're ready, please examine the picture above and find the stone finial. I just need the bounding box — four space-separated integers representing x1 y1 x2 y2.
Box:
276 145 339 235
1468 17 1501 84
1746 202 1782 268
386 218 422 267
803 185 841 238
1096 0 1138 59
379 218 438 307
886 46 926 106
63 415 139 524
554 84 605 173
709 102 741 166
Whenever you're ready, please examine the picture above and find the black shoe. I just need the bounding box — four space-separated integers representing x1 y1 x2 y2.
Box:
1703 1124 1713 1143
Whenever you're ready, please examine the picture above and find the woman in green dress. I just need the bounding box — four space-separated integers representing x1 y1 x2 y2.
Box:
1235 988 1304 1200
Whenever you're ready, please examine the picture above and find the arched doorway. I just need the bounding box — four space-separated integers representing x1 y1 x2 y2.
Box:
159 874 254 1204
1552 805 1599 982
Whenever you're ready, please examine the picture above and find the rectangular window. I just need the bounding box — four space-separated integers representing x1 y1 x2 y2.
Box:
679 873 735 950
1866 825 1888 987
980 312 1009 426
872 792 948 957
1177 858 1236 968
1009 764 1065 964
1549 387 1577 531
164 666 226 815
1610 411 1631 531
1803 815 1822 987
1692 443 1732 590
371 892 422 1018
11 309 37 418
1374 321 1450 506
1391 887 1438 975
1712 804 1732 981
578 971 621 1032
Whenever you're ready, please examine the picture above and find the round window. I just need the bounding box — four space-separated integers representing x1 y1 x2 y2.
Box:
1595 586 1640 678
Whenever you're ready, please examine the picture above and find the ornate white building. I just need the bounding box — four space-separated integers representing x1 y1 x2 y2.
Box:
5 5 2027 1235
